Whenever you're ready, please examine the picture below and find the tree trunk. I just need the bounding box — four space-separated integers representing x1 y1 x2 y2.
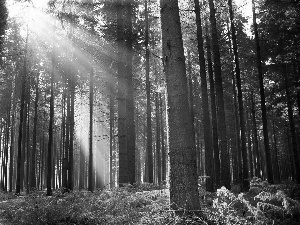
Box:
155 92 161 184
282 62 300 184
160 93 166 182
205 33 220 188
68 79 75 190
228 0 249 190
9 79 16 192
30 71 39 190
145 0 153 183
250 92 261 177
160 0 203 215
271 110 280 183
194 0 214 191
252 0 273 184
117 0 128 186
208 0 230 189
124 0 136 185
47 47 55 196
109 83 115 188
88 67 94 192
16 26 28 193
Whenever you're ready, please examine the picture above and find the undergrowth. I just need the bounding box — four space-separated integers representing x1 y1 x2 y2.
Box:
0 179 299 224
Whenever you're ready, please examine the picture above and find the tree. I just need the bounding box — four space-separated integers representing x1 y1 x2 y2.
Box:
30 71 39 190
88 67 94 192
208 0 230 189
47 43 55 196
124 0 135 185
228 0 249 190
205 32 220 188
117 0 128 185
145 0 153 183
160 0 203 215
194 0 214 191
252 0 274 184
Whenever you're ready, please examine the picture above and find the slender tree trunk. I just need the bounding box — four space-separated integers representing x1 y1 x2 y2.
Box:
26 95 30 194
30 72 39 190
109 84 115 188
231 72 241 184
117 0 128 186
246 110 253 179
208 0 230 189
124 0 136 185
282 62 300 184
155 92 161 184
251 92 261 177
9 77 16 192
47 46 55 196
194 0 214 191
252 0 273 184
205 33 220 188
160 93 166 182
88 67 94 192
228 0 249 190
68 79 75 190
145 0 153 183
271 110 280 183
160 0 203 215
16 24 28 194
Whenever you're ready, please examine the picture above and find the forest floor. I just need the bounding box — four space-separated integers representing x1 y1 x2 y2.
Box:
0 179 300 225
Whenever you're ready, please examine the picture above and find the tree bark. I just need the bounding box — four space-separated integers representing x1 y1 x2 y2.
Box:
125 0 135 185
47 49 55 196
194 0 214 191
117 0 128 186
88 67 94 192
160 0 203 215
228 0 249 190
205 33 220 188
252 0 273 184
145 0 153 183
282 62 300 184
208 0 230 189
30 71 39 190
250 92 261 178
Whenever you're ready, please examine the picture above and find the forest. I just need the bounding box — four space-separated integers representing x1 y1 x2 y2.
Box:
0 0 299 224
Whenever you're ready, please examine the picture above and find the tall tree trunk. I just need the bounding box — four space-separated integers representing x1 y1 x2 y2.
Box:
88 67 94 192
252 0 273 184
68 79 75 190
109 84 115 188
208 0 230 189
16 21 29 194
251 92 261 177
30 71 39 190
26 95 30 194
232 73 242 184
124 0 136 185
47 46 55 196
155 92 161 184
205 32 220 188
228 0 249 190
160 93 166 182
282 62 300 184
9 78 16 192
160 0 203 215
246 110 253 179
194 0 214 191
271 110 280 183
145 0 153 183
117 0 128 186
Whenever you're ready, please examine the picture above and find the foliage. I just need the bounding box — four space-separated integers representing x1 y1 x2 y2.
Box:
0 179 299 224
